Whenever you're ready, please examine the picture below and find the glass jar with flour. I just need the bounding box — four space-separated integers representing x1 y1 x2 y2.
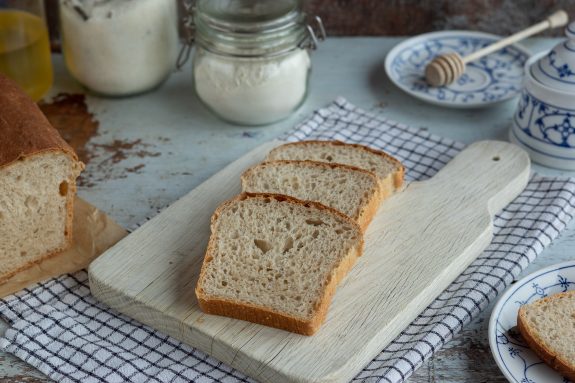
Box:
188 0 324 125
59 0 179 97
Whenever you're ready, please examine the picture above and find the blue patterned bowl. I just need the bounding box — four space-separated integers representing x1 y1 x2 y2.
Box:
384 31 530 108
510 51 575 170
489 260 575 383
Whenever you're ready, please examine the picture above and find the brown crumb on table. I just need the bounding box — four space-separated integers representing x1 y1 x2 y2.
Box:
84 139 161 186
91 139 161 164
39 94 171 187
126 164 145 173
38 93 99 165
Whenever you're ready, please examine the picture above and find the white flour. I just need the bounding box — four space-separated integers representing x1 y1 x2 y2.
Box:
193 49 311 125
60 0 178 96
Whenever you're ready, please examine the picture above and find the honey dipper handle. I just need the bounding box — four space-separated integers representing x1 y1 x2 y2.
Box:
463 10 569 64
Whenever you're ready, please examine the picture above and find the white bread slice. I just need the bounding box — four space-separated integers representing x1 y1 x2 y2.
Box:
241 160 381 231
266 140 404 198
195 193 363 335
517 290 575 380
0 75 84 283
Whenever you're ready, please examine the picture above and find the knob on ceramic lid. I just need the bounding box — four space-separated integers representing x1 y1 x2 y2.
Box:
531 21 575 92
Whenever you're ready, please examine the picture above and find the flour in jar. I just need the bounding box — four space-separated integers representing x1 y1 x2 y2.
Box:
60 0 178 96
194 49 311 125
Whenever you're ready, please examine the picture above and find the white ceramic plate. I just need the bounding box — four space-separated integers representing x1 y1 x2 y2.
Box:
384 31 531 108
488 260 575 383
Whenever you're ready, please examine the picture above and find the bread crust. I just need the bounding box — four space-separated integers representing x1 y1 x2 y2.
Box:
196 192 364 335
267 140 405 189
211 192 364 228
0 75 84 283
241 160 383 231
0 75 82 169
517 291 575 381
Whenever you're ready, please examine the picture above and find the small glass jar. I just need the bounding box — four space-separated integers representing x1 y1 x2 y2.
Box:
59 0 179 97
189 0 324 126
0 0 52 101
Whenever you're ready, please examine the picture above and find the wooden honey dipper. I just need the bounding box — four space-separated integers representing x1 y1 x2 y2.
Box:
425 10 569 87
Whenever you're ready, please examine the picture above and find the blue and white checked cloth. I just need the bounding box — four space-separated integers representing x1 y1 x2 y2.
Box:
2 98 575 383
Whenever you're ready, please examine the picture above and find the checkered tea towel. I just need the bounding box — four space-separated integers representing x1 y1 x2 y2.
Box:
2 98 575 383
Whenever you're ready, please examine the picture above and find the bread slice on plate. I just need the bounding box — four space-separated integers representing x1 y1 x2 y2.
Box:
517 290 575 380
0 75 84 283
241 160 381 231
195 193 363 335
266 140 404 198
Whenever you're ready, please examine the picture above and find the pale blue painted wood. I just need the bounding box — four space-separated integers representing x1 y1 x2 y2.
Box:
1 37 572 382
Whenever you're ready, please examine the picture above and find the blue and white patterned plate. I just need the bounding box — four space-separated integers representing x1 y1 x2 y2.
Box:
384 31 531 108
488 260 575 383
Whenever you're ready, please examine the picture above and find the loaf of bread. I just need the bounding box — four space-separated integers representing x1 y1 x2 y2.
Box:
266 141 404 198
195 193 363 335
0 75 84 283
241 160 381 231
517 290 575 380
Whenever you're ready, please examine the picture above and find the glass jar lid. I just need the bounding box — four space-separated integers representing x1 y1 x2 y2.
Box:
196 0 301 33
193 0 321 57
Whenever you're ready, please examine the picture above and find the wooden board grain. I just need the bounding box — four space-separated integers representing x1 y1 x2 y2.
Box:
88 140 530 383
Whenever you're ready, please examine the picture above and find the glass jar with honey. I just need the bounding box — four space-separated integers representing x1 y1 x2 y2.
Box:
0 0 52 101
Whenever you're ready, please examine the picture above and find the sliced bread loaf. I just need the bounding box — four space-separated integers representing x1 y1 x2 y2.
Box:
517 290 575 380
266 141 404 198
0 75 84 283
241 160 381 231
195 193 363 335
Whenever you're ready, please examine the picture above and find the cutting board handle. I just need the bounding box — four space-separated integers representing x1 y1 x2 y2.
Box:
425 141 530 215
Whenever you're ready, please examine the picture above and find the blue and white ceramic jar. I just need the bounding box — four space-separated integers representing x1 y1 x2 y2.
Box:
531 22 575 92
510 23 575 170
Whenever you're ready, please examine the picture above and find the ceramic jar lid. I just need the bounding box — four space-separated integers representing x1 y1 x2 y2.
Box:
531 22 575 92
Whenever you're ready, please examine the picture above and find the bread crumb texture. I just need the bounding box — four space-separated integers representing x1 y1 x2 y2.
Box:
267 140 402 184
198 194 361 321
242 160 379 220
519 290 575 380
0 153 81 278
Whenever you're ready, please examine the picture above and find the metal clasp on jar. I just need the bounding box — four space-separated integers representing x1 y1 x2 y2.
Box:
176 0 196 70
299 16 326 51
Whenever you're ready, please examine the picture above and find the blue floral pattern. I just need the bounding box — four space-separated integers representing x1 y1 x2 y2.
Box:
536 48 575 85
492 267 575 383
514 91 575 148
387 35 528 106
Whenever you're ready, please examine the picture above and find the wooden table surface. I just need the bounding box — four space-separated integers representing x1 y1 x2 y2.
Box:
1 36 573 383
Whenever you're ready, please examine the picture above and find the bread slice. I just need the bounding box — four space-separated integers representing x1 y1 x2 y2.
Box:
195 193 363 335
241 160 381 231
0 75 84 283
266 141 404 198
517 290 575 380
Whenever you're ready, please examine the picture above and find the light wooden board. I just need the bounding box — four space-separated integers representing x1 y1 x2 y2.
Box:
89 140 530 383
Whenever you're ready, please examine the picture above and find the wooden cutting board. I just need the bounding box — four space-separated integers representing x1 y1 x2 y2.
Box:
89 140 530 383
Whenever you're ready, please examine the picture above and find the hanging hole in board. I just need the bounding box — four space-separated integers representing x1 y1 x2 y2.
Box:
492 156 500 162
